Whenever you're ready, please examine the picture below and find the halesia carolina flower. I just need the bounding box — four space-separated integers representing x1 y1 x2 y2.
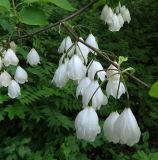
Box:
103 111 119 143
52 59 69 88
0 70 11 87
85 34 99 54
76 77 92 98
3 49 19 66
76 37 90 64
75 107 101 142
10 41 16 53
27 48 40 66
106 80 126 99
118 13 124 27
106 62 120 81
82 80 108 110
108 14 121 32
120 6 131 23
0 57 2 70
67 54 86 80
14 66 28 84
88 60 106 82
58 36 73 54
8 80 21 98
114 108 141 146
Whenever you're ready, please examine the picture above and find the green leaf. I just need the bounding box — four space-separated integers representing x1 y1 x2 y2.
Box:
24 0 75 11
118 56 128 65
0 0 11 11
4 105 28 120
149 81 158 98
19 6 48 25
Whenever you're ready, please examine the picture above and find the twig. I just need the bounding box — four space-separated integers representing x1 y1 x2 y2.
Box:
62 22 150 89
10 0 97 40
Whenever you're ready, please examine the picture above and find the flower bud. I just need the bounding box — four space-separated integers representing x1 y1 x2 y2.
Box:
27 48 40 66
8 80 21 98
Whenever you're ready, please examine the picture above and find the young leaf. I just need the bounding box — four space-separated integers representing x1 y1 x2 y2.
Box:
19 6 48 25
0 0 11 11
118 56 128 65
149 81 158 98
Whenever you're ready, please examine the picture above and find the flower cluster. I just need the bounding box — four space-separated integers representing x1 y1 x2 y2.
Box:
52 34 141 145
103 108 141 146
101 3 131 31
0 42 40 98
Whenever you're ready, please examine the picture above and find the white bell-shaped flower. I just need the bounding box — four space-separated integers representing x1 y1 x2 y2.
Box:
67 54 86 80
0 70 11 87
105 7 114 24
82 80 108 110
108 14 121 32
27 48 40 66
75 107 101 141
76 77 92 98
88 60 106 82
8 80 21 98
106 80 126 99
3 49 19 66
0 57 2 70
52 59 69 88
76 37 90 64
85 34 99 54
118 13 124 27
103 111 119 143
114 108 141 146
100 5 109 23
120 6 131 23
14 66 28 84
106 62 120 81
10 41 17 53
58 36 73 54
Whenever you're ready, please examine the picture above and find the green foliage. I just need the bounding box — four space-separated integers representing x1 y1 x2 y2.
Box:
0 0 157 159
149 81 158 98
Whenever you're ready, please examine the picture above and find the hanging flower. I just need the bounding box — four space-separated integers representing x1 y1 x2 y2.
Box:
106 62 120 81
114 108 141 146
0 57 2 70
27 48 40 66
76 37 90 64
82 80 108 110
118 13 124 27
75 107 101 141
0 70 11 87
3 49 19 66
52 59 69 88
8 80 21 98
10 41 17 53
106 80 126 99
120 6 131 23
67 54 86 80
103 111 119 143
85 34 99 54
76 77 92 98
88 60 106 82
58 36 73 54
14 66 28 84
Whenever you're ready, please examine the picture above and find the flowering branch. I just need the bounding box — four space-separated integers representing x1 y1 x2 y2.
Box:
61 22 150 89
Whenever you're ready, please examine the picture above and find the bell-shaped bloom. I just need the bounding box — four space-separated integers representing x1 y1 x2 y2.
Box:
75 107 101 141
118 13 124 27
3 49 19 66
14 66 28 84
103 111 119 143
108 14 121 32
52 59 69 88
120 6 131 23
88 60 106 82
114 108 141 146
76 37 90 64
0 70 11 87
106 80 126 99
8 80 21 98
67 54 86 80
58 36 73 54
85 34 99 54
10 41 17 53
82 80 108 110
27 48 40 66
106 62 120 81
76 77 92 98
